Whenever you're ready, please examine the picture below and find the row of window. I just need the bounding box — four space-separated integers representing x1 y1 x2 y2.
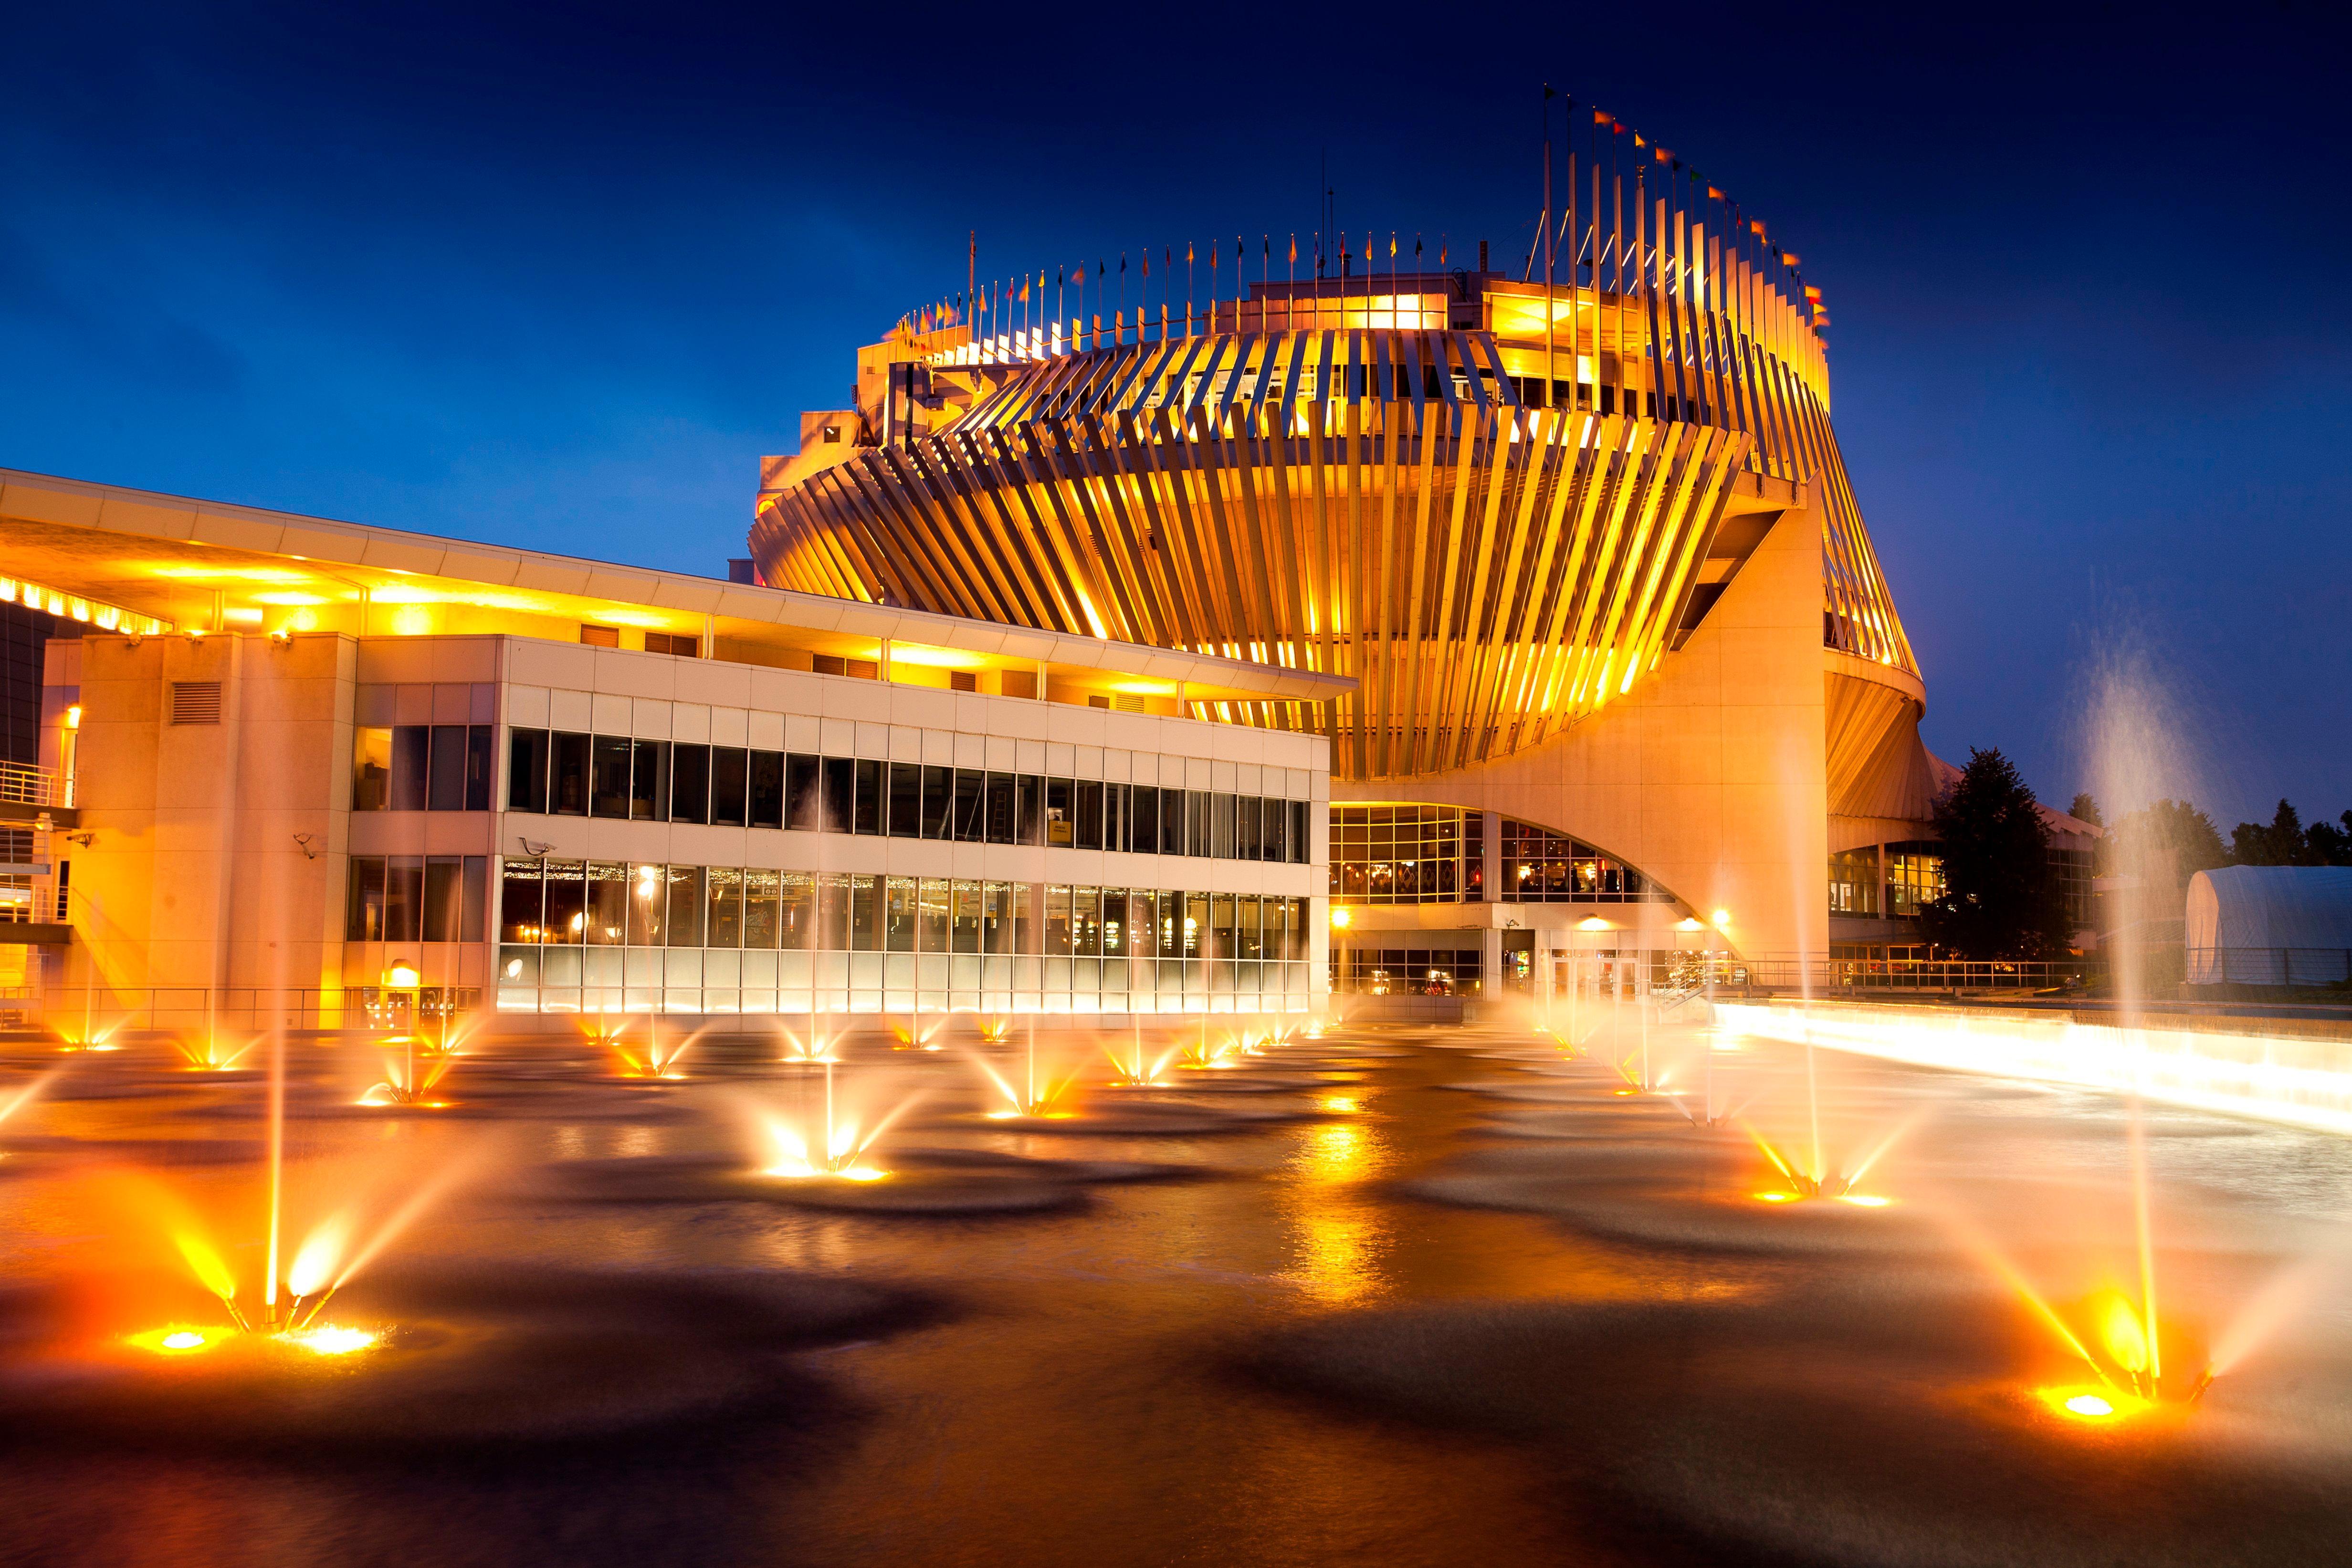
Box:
1498 818 1667 903
1330 948 1485 997
494 859 1313 960
346 856 491 942
1330 804 1484 903
1826 843 1949 920
505 728 1311 862
494 947 1319 1013
353 727 495 812
1328 806 1664 905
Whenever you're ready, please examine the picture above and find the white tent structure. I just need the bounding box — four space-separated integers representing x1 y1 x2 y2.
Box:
2184 866 2352 986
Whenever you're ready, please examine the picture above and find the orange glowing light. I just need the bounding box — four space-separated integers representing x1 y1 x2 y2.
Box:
2037 1383 2152 1425
127 1325 231 1356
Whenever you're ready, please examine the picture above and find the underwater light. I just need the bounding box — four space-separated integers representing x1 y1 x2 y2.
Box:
126 1325 231 1356
2037 1384 2153 1424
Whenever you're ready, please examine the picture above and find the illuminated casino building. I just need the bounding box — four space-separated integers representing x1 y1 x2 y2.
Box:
754 167 1940 1004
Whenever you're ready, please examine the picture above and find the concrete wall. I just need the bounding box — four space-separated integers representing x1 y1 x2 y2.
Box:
62 630 356 996
1336 500 1836 966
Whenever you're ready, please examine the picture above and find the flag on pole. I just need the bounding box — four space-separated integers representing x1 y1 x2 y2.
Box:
1781 252 1801 267
1706 186 1724 201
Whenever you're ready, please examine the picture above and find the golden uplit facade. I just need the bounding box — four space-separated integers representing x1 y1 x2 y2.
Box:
756 204 1939 994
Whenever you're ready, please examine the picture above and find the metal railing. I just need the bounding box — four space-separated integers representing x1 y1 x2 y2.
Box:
0 763 58 808
10 987 485 1037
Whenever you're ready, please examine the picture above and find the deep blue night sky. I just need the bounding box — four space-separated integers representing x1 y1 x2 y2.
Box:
3 2 2344 825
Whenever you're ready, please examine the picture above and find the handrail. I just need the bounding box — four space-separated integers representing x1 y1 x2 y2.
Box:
0 763 55 808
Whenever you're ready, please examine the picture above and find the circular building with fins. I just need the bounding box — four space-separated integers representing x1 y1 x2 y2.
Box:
755 180 1939 1007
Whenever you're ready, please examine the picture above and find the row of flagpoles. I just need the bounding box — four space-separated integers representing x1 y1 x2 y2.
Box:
892 88 1832 384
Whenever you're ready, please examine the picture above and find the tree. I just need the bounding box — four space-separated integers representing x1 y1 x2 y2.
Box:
2309 811 2352 867
1920 748 2072 960
2068 792 2104 828
2228 800 2352 867
2232 799 2313 866
2103 799 2230 888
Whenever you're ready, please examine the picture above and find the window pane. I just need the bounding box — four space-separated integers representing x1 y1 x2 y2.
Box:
818 872 850 950
706 866 743 948
670 743 709 824
916 878 949 952
884 875 917 951
497 858 541 944
886 762 921 839
983 880 1013 955
631 741 669 821
819 755 852 833
628 863 666 945
786 753 822 831
1160 790 1186 855
1018 775 1045 845
744 868 782 948
1292 801 1311 865
711 748 748 827
953 769 985 843
1261 797 1284 863
591 736 633 817
1131 786 1158 854
951 879 982 954
1013 883 1036 954
346 856 386 941
1046 779 1073 846
749 751 784 830
917 765 949 839
852 760 882 835
1238 894 1262 960
986 773 1016 844
1101 888 1126 957
1075 781 1103 851
779 871 817 951
506 729 549 812
465 726 494 811
850 874 881 949
665 865 704 946
1101 784 1126 854
1044 885 1073 956
427 725 467 811
352 728 391 811
422 857 460 941
386 855 424 941
585 861 628 945
542 860 586 945
1189 791 1213 857
462 856 487 942
391 727 430 812
552 732 590 815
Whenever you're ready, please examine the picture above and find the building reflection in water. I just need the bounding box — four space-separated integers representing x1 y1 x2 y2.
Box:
1281 1092 1392 1304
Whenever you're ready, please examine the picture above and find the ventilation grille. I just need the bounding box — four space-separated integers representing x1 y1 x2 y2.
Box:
169 681 223 725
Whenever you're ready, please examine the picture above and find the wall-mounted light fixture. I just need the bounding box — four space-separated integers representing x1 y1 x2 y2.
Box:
292 832 320 859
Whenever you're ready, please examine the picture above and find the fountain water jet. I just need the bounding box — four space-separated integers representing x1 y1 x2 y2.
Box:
759 1060 919 1180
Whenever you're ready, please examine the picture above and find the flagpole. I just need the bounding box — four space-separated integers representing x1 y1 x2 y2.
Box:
1542 84 1554 409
